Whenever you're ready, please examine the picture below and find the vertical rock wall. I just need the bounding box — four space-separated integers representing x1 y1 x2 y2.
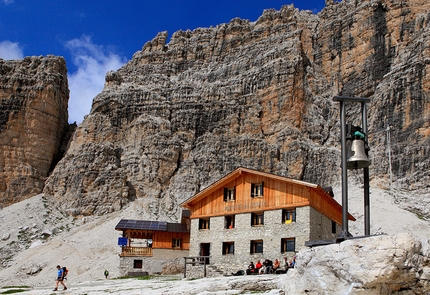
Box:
40 0 429 219
317 1 430 197
0 56 69 206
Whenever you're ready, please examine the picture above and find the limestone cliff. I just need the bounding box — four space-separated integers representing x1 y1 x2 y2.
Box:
0 56 69 206
41 0 428 219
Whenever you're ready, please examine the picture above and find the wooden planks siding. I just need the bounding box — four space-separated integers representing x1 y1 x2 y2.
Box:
189 171 311 218
153 231 190 250
182 167 353 225
123 229 190 250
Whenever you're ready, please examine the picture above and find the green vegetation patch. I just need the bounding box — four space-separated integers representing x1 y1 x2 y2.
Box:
0 288 30 294
115 275 152 280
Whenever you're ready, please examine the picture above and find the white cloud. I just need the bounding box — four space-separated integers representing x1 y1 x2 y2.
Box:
2 0 14 5
65 35 126 124
0 40 23 60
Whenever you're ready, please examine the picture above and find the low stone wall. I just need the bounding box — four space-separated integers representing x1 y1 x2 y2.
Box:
185 262 224 279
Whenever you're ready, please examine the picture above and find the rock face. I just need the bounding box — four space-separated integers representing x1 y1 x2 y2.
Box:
43 0 429 219
0 56 70 207
284 233 430 294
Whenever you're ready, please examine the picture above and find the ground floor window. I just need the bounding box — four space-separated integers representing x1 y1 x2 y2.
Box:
281 238 295 253
250 240 263 254
332 221 337 234
172 238 181 249
222 242 235 255
133 259 143 268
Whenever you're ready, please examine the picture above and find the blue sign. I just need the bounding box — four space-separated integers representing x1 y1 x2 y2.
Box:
118 237 128 246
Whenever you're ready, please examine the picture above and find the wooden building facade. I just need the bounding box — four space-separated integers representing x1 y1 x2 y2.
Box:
115 214 190 276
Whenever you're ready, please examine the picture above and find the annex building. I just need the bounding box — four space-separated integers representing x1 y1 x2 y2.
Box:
180 167 355 276
115 211 190 276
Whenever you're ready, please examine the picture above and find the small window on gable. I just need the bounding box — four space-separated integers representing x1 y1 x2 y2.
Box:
225 215 235 229
281 238 295 253
172 238 181 249
199 218 210 230
251 212 264 226
250 240 263 254
282 208 296 224
224 187 236 202
251 182 264 198
222 242 234 255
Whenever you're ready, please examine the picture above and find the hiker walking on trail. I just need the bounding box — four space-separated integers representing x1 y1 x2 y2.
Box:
53 265 67 291
104 269 109 279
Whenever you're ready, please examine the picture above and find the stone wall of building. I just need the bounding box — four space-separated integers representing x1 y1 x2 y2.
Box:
309 206 342 241
189 207 317 275
118 248 188 276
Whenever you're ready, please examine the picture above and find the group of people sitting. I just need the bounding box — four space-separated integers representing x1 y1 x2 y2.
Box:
246 257 295 275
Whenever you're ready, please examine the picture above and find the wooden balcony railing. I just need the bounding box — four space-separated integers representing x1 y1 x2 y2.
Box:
120 246 153 257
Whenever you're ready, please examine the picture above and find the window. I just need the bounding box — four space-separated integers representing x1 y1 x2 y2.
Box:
222 242 235 255
251 182 264 198
172 238 181 249
250 240 263 254
224 187 235 201
133 259 143 269
199 218 210 230
251 212 264 226
225 215 235 229
332 221 337 234
281 238 295 253
282 208 296 223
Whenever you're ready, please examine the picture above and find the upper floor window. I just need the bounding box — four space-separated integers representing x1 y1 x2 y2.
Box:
222 242 235 255
225 215 235 229
250 240 263 254
199 218 210 230
172 238 181 249
282 208 296 224
251 182 264 198
251 212 264 226
281 237 295 253
224 187 236 202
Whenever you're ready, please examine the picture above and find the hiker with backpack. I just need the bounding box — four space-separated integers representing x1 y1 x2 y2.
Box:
53 265 67 291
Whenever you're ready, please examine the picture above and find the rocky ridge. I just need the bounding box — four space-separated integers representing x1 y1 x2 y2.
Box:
0 56 70 207
40 0 429 220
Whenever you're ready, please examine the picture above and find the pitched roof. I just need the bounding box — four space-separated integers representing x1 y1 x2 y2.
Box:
180 167 355 222
181 167 315 206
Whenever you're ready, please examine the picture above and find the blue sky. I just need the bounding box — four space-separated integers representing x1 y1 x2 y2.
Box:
0 0 325 124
